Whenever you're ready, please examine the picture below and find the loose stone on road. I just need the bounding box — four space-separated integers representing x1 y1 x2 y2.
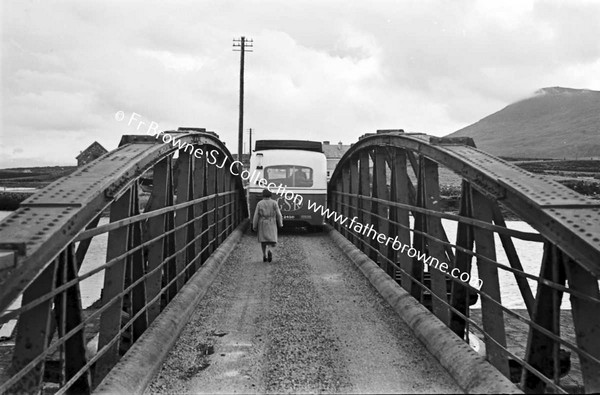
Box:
147 229 462 394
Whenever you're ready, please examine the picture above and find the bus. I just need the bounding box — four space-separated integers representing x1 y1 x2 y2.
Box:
247 140 327 230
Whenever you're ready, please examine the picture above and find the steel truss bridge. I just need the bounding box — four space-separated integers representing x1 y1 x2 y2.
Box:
0 129 598 394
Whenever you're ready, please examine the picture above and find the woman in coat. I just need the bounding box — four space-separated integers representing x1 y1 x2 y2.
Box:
252 188 283 262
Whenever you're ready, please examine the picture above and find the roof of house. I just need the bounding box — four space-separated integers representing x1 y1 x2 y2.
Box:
76 141 108 160
322 142 351 159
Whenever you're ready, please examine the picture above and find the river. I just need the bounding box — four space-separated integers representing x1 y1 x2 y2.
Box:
0 210 563 332
0 211 108 338
440 218 553 309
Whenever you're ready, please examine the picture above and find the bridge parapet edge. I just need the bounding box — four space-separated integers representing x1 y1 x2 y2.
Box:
326 131 600 393
0 130 249 394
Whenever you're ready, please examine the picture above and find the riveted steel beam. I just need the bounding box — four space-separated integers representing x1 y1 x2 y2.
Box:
328 133 600 277
0 131 247 314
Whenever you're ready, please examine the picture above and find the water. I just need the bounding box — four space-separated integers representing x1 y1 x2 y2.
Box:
0 211 107 310
77 219 109 308
0 187 37 192
0 210 563 320
0 211 107 338
440 219 555 309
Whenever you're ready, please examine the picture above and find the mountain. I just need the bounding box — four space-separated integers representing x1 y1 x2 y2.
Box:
446 87 600 159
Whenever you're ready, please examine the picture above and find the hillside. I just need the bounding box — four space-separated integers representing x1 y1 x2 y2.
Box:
447 87 600 159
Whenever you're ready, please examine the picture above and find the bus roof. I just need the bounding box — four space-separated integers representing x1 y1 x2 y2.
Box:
254 140 323 153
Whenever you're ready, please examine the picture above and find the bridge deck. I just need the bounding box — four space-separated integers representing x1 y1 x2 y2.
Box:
147 230 462 394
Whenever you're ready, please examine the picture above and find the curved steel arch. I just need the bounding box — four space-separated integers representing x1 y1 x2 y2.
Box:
329 132 600 276
328 131 600 393
0 130 247 313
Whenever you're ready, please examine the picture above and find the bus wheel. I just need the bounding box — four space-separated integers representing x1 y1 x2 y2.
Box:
309 225 323 233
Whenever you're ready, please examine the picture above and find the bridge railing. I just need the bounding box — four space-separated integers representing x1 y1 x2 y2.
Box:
328 130 600 394
0 131 247 394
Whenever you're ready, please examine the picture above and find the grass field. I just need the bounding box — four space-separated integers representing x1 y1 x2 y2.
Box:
1 160 598 211
0 166 76 188
512 159 600 176
438 159 600 199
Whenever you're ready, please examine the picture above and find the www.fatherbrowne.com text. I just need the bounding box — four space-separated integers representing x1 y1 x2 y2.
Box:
116 111 482 290
306 202 483 289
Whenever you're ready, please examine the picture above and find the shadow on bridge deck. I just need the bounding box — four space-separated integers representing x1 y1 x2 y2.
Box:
145 228 463 394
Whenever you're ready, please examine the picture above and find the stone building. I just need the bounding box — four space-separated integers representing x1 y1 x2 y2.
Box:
76 142 108 166
322 141 351 181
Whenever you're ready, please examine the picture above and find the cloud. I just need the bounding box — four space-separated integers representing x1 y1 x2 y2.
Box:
1 0 599 167
136 50 206 72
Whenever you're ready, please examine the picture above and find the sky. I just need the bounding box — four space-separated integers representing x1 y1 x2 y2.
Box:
1 0 600 168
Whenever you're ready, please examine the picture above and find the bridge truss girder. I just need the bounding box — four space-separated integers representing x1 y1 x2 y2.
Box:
328 130 600 394
0 130 248 393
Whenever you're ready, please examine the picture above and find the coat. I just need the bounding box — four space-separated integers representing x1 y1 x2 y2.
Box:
252 198 283 243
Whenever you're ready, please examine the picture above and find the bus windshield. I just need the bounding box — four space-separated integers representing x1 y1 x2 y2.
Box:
264 165 313 187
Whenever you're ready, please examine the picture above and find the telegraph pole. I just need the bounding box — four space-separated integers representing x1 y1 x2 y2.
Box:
248 128 253 155
233 36 253 164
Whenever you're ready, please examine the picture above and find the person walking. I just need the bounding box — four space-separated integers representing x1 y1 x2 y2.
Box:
252 188 283 262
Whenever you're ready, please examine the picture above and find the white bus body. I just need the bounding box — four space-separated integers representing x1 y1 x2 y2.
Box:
247 142 327 228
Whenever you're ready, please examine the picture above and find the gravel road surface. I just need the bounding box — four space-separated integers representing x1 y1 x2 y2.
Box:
147 229 462 394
